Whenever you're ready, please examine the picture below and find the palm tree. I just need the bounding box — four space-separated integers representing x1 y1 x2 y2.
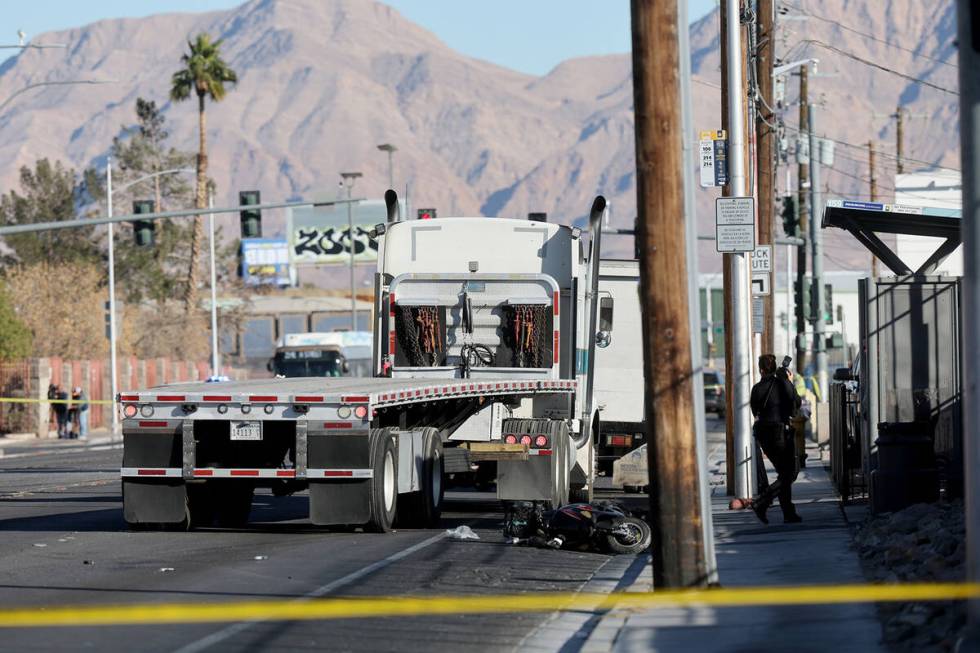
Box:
170 33 237 313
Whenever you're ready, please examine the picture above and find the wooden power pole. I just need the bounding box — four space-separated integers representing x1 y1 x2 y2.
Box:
631 0 706 588
756 0 775 354
895 105 905 174
869 140 879 277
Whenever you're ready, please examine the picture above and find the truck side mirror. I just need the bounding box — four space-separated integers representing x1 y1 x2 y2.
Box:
596 331 611 348
342 360 350 374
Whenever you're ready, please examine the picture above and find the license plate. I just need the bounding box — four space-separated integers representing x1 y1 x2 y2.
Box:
230 420 262 441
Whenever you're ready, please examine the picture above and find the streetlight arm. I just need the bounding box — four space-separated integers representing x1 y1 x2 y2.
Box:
0 79 117 114
773 58 818 77
114 168 196 194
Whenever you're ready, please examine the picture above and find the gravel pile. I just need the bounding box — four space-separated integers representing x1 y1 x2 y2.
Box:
854 500 966 651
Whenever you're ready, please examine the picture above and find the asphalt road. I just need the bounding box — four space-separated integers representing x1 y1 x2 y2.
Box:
0 444 630 652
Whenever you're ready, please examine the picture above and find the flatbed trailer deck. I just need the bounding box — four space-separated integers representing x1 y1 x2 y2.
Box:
119 376 577 531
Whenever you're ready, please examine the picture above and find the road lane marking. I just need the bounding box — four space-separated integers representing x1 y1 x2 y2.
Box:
0 582 974 630
172 529 454 653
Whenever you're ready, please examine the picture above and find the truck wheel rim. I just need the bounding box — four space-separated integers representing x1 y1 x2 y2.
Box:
383 450 395 512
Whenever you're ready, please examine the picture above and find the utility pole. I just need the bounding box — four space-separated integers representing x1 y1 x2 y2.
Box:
808 104 828 399
869 141 879 277
795 65 809 376
720 0 735 495
756 0 775 354
956 1 980 647
631 0 707 587
894 105 905 174
720 0 755 503
340 171 363 330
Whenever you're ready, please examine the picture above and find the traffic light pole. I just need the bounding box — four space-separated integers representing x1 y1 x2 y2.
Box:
795 66 809 376
208 192 220 377
105 160 119 434
808 104 828 398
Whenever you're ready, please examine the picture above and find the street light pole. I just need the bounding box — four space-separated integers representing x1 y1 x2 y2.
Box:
340 171 363 331
207 191 220 377
105 160 119 434
376 144 397 189
105 165 196 404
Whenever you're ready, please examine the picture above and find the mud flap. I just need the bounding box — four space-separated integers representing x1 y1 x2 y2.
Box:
123 479 187 525
309 479 372 525
307 430 373 526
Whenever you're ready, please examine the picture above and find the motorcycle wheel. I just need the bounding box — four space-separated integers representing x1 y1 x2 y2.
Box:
605 517 652 554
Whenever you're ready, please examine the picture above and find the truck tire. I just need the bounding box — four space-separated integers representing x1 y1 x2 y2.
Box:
396 428 444 528
366 429 399 533
214 482 254 528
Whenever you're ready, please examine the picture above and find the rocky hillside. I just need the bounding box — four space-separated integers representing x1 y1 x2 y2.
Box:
0 0 959 270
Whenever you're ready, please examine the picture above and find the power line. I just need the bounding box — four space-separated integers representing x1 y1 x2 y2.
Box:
779 2 957 70
797 39 958 96
781 122 959 172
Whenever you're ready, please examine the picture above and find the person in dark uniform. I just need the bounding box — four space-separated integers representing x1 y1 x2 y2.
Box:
750 354 802 524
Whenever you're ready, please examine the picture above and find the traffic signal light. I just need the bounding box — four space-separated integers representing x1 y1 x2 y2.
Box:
239 191 261 238
417 208 437 220
132 200 155 247
794 278 814 322
824 283 834 324
781 195 798 237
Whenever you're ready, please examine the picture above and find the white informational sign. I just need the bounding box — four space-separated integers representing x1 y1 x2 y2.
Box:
699 139 715 188
698 129 728 187
752 297 764 333
715 197 756 253
752 245 772 273
751 272 770 296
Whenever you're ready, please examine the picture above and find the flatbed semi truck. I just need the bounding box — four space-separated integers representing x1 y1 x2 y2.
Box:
119 194 613 531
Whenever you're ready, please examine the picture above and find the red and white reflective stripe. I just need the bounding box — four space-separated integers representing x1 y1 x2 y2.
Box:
553 290 560 316
306 468 374 479
119 394 140 402
527 449 553 456
192 468 296 478
120 467 181 478
156 395 185 402
553 331 560 364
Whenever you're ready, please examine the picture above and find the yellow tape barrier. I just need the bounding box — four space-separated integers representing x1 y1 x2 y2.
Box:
0 582 976 628
0 397 114 405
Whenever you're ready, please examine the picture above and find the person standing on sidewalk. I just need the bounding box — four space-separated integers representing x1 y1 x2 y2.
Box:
71 387 89 439
750 354 802 524
53 385 70 439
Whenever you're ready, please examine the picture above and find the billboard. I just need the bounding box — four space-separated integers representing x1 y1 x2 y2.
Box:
288 199 404 265
241 238 291 286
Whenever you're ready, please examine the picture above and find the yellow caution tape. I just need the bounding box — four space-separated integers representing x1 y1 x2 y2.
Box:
0 397 114 405
0 582 975 628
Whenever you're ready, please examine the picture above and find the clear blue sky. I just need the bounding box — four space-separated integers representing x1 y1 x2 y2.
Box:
1 1 716 76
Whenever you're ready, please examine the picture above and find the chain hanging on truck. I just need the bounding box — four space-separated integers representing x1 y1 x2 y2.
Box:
395 305 444 367
504 304 550 368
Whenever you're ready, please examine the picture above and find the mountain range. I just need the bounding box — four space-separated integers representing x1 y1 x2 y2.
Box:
0 0 960 271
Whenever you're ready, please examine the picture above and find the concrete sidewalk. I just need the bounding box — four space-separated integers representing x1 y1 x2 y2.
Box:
581 441 884 652
0 428 120 458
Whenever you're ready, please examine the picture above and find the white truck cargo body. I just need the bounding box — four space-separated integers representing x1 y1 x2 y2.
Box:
593 259 647 472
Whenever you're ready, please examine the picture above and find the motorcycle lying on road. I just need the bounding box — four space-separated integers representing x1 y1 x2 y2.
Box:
503 501 652 555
